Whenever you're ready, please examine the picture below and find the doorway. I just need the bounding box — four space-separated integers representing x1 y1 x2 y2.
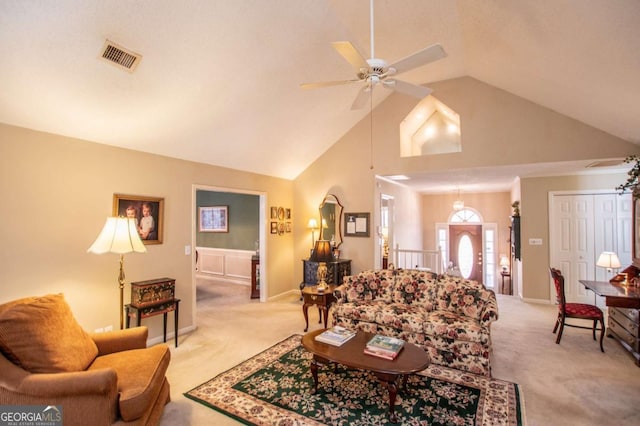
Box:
191 185 267 327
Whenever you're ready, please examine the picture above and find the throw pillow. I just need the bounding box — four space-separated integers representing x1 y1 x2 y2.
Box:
0 293 98 373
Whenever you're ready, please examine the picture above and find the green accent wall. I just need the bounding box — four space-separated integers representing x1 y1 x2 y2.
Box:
196 190 259 250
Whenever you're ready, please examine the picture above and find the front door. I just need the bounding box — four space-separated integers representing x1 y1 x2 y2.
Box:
449 225 483 282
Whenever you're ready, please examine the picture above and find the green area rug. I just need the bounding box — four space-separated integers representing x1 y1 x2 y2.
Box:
185 335 524 425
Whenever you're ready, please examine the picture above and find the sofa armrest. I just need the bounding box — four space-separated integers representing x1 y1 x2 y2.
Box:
91 326 148 355
479 290 499 326
333 284 348 303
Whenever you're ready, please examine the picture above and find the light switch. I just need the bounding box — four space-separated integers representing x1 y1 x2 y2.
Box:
529 238 543 245
185 245 191 255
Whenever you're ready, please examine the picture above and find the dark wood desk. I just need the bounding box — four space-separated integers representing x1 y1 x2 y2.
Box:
580 280 640 365
580 280 640 309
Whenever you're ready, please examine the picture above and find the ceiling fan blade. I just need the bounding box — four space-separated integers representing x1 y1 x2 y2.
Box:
351 85 371 110
332 41 369 72
388 43 446 75
300 79 361 90
385 79 432 99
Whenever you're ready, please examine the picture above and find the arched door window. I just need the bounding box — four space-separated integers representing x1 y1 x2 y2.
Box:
450 208 481 223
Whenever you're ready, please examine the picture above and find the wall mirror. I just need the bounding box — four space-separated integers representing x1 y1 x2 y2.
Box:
319 194 343 248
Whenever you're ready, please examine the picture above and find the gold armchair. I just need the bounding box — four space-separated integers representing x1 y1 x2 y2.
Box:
0 294 170 426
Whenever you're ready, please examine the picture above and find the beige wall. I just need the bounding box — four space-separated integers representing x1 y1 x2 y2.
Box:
0 123 294 339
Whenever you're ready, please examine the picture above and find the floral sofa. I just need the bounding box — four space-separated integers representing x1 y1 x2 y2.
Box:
332 268 499 376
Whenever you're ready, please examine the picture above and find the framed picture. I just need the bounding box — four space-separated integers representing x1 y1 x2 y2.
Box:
270 221 278 234
278 222 285 235
344 212 370 237
270 206 278 219
113 194 164 244
286 208 292 219
286 222 292 233
277 207 285 220
199 206 229 233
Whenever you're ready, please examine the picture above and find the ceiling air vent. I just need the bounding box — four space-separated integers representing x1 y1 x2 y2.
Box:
99 40 142 72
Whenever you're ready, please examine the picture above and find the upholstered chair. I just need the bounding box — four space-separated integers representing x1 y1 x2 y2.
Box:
0 294 171 425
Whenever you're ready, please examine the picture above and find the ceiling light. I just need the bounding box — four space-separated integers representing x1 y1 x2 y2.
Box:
387 175 410 181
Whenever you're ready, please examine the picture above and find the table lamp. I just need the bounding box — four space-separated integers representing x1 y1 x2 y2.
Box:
310 240 333 292
499 255 510 273
596 251 624 285
88 217 146 329
596 251 621 273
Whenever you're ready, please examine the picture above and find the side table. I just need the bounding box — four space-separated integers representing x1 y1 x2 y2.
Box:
125 298 180 347
302 286 336 332
500 272 511 295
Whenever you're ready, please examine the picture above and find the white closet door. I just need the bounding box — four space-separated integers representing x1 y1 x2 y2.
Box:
551 195 594 303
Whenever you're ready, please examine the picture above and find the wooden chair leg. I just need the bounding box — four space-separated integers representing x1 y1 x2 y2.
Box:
555 316 565 344
553 315 560 334
592 319 597 341
599 318 605 353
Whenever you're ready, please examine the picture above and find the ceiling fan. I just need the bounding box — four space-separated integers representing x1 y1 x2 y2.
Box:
301 0 447 110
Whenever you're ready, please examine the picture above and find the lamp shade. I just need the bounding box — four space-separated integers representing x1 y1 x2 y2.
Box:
310 240 333 263
307 218 318 229
596 251 621 269
88 217 146 254
499 255 510 268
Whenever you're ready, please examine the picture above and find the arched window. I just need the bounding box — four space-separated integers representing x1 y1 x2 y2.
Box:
449 208 482 223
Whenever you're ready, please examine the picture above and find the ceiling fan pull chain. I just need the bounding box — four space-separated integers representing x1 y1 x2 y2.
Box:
370 88 374 170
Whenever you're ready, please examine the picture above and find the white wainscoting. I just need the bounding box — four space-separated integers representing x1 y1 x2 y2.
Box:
196 247 254 284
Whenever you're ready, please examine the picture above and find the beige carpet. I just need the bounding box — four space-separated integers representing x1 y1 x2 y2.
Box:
160 280 640 425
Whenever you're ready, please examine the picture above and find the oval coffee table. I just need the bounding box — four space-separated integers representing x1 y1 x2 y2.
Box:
301 329 430 424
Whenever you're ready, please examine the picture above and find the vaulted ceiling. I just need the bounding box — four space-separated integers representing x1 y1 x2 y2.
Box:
1 1 639 190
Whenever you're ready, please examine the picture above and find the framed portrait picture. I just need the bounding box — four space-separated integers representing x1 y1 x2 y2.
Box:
286 208 291 219
286 222 292 233
113 194 164 244
270 221 278 234
344 212 370 237
199 206 228 233
277 207 285 220
270 206 278 219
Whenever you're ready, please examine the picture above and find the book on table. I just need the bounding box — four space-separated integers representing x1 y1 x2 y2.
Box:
314 326 357 346
364 334 405 359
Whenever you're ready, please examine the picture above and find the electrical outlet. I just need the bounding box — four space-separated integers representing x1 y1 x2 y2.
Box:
185 245 191 255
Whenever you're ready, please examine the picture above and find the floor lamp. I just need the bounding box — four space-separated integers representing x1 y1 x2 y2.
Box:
88 217 146 329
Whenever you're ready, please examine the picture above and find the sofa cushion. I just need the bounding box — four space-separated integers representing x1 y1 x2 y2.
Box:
434 281 489 321
343 271 394 303
332 301 382 323
374 303 428 333
391 271 438 306
0 294 98 373
423 311 489 344
89 344 170 422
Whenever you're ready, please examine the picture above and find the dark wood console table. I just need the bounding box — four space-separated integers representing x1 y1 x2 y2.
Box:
125 298 180 348
580 280 640 365
301 258 351 287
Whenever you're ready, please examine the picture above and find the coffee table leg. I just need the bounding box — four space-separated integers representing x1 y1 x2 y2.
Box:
376 373 399 424
310 358 319 394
